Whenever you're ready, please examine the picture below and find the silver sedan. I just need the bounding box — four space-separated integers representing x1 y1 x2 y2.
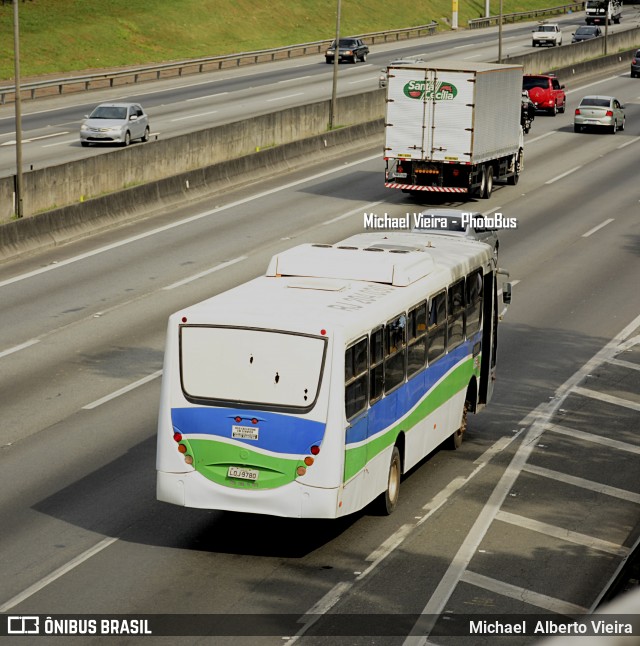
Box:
574 95 625 134
80 102 150 147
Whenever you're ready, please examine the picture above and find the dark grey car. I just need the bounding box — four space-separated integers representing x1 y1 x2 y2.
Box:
410 209 500 259
571 26 602 42
325 38 369 64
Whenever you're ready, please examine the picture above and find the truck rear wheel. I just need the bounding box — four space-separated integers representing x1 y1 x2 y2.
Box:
482 165 493 199
507 149 522 185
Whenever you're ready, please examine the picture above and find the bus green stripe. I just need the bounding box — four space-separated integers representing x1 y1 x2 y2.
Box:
343 357 477 482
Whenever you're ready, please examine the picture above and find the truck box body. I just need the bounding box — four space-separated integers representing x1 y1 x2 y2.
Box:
384 61 524 197
385 61 522 164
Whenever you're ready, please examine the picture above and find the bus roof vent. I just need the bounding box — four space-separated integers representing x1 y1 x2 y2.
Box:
266 243 434 287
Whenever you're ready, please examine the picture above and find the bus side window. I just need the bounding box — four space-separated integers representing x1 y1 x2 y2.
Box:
384 313 406 393
370 327 384 404
466 269 483 335
447 278 465 350
345 337 368 420
407 301 427 377
428 290 446 363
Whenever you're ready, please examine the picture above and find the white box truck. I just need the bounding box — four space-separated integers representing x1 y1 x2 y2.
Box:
384 61 524 199
585 0 622 25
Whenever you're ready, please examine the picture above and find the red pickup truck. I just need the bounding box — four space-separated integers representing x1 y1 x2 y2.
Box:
523 74 567 115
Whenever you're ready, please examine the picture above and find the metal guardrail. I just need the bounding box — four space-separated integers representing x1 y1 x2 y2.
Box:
0 22 438 105
468 2 585 28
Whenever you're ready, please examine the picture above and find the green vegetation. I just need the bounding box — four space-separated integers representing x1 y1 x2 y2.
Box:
0 0 573 81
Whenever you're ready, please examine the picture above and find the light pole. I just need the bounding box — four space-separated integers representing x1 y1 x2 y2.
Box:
498 0 504 63
329 0 341 130
13 0 24 218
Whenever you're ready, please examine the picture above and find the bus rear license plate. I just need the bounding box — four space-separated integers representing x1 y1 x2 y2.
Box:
228 466 259 481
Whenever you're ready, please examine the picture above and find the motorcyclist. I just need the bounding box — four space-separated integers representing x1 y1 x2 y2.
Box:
521 90 536 134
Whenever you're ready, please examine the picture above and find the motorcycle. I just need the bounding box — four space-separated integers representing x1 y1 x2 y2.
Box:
521 90 536 135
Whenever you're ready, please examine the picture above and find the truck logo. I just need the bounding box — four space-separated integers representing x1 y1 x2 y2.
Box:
403 80 458 101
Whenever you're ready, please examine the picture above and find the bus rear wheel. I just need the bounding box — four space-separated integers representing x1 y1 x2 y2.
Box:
380 446 401 515
448 401 468 450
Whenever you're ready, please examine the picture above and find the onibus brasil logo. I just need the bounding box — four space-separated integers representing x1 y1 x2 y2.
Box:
403 79 458 101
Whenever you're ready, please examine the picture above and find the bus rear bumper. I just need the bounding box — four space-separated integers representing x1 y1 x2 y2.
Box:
156 470 341 519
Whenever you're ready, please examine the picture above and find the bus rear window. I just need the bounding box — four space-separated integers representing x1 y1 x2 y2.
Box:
180 326 327 411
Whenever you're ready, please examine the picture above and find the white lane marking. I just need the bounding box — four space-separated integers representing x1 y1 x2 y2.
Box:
461 570 589 614
523 463 640 504
497 510 630 556
463 54 482 59
43 138 82 148
348 77 379 85
283 432 521 646
1 132 70 146
266 93 304 102
186 92 228 101
572 386 640 412
607 357 640 371
617 136 640 149
365 524 415 563
82 369 163 410
0 338 39 359
171 110 218 121
545 165 581 184
0 152 381 290
527 131 555 144
401 311 640 646
566 75 621 94
583 218 614 237
163 256 247 290
0 536 118 612
322 200 384 225
546 422 640 454
278 76 311 84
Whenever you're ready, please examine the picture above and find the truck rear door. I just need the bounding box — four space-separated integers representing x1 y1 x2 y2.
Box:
385 67 475 162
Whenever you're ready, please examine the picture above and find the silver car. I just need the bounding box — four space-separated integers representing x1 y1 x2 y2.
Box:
410 209 499 259
574 95 625 133
80 102 150 147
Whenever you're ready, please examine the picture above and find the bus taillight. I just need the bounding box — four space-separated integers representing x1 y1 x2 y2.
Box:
251 418 258 424
173 432 182 442
184 455 193 465
304 456 314 466
178 444 187 454
311 445 320 455
296 466 306 476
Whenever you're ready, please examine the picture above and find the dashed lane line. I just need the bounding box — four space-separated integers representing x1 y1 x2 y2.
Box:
496 510 630 557
522 463 640 504
460 570 589 615
546 422 640 455
571 386 640 412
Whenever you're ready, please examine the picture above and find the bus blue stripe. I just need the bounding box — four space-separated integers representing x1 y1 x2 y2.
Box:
346 336 478 446
171 407 325 455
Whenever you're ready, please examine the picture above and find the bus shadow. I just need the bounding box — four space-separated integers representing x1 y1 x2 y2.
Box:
31 433 363 558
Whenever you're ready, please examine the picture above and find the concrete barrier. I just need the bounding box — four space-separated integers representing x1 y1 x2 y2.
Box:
503 26 640 73
0 119 383 262
0 89 385 223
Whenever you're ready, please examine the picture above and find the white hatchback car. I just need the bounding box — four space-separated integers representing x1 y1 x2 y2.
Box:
80 102 150 147
532 22 562 47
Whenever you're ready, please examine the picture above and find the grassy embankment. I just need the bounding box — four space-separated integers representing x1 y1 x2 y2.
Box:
0 0 574 81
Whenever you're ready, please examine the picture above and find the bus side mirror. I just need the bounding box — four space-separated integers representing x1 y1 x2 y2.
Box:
502 282 512 305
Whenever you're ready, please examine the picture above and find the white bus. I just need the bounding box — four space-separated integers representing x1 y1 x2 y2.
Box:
156 232 510 518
